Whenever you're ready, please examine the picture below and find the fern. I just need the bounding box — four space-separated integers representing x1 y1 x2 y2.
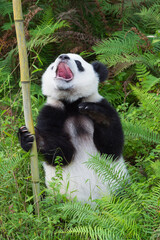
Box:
122 119 160 144
57 225 120 240
93 31 140 67
93 25 160 77
0 49 16 74
152 37 160 52
0 0 13 17
28 19 68 50
93 30 160 76
141 75 160 92
100 0 156 27
136 3 160 32
122 86 160 144
55 155 160 240
136 64 150 79
56 200 141 240
131 86 160 120
85 154 129 191
135 64 160 91
0 153 24 182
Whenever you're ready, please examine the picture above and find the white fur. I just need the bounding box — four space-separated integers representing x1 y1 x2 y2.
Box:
46 97 65 109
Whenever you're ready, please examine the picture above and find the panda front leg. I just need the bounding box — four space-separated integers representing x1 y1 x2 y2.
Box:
18 126 45 152
78 98 124 160
18 105 75 166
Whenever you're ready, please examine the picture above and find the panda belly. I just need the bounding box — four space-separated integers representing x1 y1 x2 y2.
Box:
43 115 108 202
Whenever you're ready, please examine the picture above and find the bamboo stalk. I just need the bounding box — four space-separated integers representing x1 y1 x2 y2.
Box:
12 0 40 215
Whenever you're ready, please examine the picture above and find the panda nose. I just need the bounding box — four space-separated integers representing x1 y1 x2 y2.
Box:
59 54 70 60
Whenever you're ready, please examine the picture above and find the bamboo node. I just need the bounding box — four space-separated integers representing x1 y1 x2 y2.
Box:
14 18 23 22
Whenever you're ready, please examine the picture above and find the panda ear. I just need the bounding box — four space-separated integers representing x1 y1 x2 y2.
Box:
92 61 108 82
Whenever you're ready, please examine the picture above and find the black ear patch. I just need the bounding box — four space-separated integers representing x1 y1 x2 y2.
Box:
92 62 108 82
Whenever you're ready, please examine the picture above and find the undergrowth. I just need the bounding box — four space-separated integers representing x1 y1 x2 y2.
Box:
0 148 160 239
1 87 160 239
1 0 160 239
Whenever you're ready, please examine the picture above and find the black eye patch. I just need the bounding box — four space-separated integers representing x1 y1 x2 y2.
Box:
75 60 84 72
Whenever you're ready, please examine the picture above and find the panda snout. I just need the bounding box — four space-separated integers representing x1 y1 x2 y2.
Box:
59 54 70 61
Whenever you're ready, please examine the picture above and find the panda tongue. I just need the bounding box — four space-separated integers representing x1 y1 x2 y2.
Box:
57 62 73 81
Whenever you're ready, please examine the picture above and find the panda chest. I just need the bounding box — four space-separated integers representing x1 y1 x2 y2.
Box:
64 115 97 155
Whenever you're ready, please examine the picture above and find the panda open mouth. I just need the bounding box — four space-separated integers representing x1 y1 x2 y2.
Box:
56 62 73 81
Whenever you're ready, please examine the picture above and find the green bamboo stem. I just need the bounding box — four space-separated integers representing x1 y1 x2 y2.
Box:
12 0 40 215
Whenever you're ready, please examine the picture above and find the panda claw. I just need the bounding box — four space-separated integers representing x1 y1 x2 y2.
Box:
20 126 25 129
78 105 83 110
78 103 91 111
78 103 87 110
20 126 28 132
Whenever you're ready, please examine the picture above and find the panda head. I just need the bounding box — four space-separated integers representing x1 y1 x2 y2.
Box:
42 53 108 102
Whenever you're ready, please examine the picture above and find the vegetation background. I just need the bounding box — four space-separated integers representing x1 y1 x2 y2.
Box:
0 0 160 239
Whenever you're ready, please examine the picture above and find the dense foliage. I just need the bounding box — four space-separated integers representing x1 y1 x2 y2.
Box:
0 0 160 239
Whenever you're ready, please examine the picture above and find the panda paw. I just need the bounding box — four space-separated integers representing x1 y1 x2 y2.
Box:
78 102 106 114
18 126 34 152
78 102 97 113
78 102 109 125
78 102 101 119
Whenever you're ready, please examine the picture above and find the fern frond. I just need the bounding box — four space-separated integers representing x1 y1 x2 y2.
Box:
100 0 155 26
140 52 160 71
136 64 150 79
100 0 122 17
135 64 160 91
28 20 68 50
142 75 160 92
0 0 13 17
93 28 160 77
131 86 160 120
57 225 117 240
151 225 160 240
136 4 160 32
93 31 140 67
0 151 26 183
57 200 141 240
152 39 160 52
122 119 160 144
93 30 159 70
85 154 129 192
0 49 16 73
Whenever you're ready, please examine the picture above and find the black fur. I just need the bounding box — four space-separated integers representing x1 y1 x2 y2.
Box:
35 105 75 166
92 62 108 82
79 99 124 159
18 126 34 152
75 60 85 72
18 98 124 165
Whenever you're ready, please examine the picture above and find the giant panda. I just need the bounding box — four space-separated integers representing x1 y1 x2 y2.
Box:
18 53 128 202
